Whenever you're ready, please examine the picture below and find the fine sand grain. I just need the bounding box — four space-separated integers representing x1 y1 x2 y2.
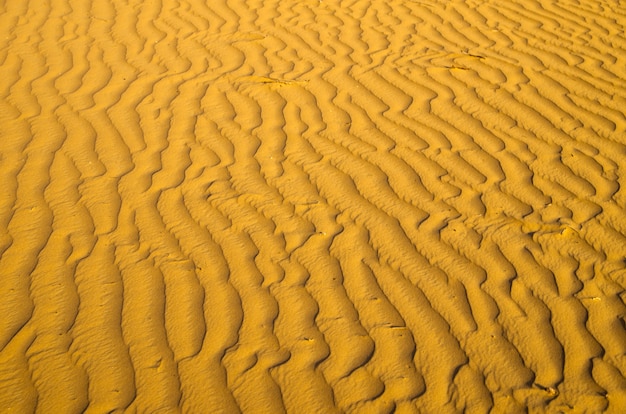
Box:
1 0 626 412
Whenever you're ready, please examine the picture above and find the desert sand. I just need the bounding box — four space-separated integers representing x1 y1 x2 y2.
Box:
1 0 626 412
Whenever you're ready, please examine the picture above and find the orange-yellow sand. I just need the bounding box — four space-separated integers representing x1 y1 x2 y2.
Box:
1 0 626 412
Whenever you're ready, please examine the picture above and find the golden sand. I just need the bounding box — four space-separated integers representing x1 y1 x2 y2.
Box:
1 0 626 412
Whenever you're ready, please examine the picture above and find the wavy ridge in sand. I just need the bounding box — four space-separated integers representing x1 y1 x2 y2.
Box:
1 0 626 412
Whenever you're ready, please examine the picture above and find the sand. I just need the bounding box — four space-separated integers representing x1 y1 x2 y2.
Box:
1 0 626 412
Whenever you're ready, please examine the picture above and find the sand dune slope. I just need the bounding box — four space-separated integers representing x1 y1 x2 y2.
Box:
1 0 626 412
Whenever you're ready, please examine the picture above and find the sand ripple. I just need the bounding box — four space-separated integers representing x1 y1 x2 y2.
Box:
1 0 626 412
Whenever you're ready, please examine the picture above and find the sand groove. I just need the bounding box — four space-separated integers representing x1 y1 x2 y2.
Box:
2 0 626 412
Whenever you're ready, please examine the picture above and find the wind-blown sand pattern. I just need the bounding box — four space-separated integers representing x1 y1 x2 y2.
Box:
1 0 626 412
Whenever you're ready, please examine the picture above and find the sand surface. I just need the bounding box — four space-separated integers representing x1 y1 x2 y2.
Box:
1 0 626 412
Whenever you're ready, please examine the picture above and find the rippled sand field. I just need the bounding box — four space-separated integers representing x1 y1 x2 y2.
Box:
1 0 626 412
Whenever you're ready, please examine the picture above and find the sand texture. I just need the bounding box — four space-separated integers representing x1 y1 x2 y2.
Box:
1 0 626 412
